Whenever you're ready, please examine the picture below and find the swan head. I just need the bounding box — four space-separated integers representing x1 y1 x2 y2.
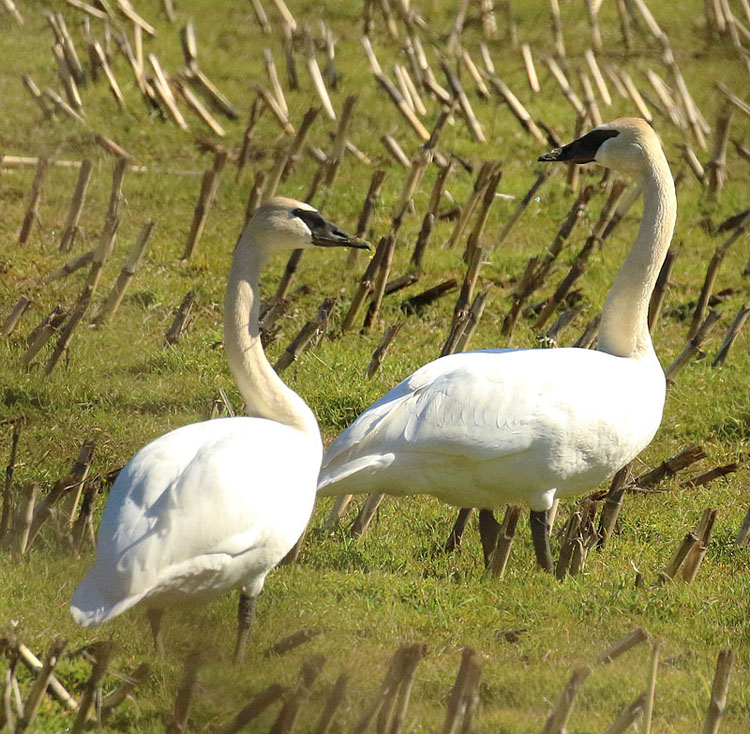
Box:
241 197 369 254
539 118 662 177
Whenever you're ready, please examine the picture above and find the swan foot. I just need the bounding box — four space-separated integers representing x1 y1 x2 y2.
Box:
530 510 554 572
478 510 501 568
443 508 474 553
146 608 165 657
234 591 256 665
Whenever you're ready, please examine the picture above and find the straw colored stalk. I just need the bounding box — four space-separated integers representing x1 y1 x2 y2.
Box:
481 68 546 144
545 57 585 118
22 75 52 118
1 296 32 338
520 43 540 92
18 157 48 245
93 41 126 108
712 304 750 366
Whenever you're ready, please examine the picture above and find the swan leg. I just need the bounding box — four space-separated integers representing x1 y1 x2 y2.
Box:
529 509 554 572
146 608 165 657
323 494 353 531
350 493 385 538
234 591 256 665
478 510 501 568
444 508 475 553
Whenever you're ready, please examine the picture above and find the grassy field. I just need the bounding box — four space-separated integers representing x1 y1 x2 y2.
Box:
1 0 749 731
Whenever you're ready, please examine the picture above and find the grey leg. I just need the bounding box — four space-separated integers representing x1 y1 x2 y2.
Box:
530 509 554 572
444 508 475 553
234 591 256 665
478 510 501 568
146 608 165 657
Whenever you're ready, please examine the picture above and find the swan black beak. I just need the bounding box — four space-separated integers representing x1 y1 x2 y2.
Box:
539 128 620 164
292 207 370 249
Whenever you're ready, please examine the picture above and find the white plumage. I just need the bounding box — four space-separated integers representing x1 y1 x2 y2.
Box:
71 197 362 660
318 119 677 568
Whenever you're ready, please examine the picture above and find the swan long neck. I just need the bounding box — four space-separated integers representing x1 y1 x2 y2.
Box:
223 243 320 438
597 149 676 359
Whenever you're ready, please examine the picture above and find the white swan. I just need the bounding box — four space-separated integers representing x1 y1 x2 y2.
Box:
318 119 676 570
71 197 365 662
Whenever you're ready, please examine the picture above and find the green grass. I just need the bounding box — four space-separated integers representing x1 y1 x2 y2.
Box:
1 0 749 731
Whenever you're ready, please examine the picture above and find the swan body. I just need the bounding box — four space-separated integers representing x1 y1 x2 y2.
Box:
318 119 676 566
318 346 665 511
71 197 363 657
72 417 320 625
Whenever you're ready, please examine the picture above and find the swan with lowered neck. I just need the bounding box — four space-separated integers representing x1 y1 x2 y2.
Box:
71 197 365 662
317 118 676 570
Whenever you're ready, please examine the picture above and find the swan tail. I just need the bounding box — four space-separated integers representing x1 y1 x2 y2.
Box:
317 453 395 496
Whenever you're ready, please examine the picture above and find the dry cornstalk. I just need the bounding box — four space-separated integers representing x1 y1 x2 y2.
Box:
18 157 48 245
2 0 23 25
93 41 126 108
17 637 67 733
249 0 271 33
43 86 85 123
493 168 552 249
281 106 320 180
173 79 226 136
1 420 22 537
255 84 294 135
735 506 750 545
182 150 227 259
269 656 325 734
22 75 52 118
180 20 198 70
715 81 750 119
665 310 722 381
442 647 482 734
71 641 115 734
184 66 238 120
541 666 591 734
681 507 717 583
630 0 668 43
647 248 677 330
618 69 652 122
305 36 336 121
481 68 546 144
712 304 750 366
362 235 396 331
580 72 602 127
325 95 357 184
545 57 585 118
269 0 297 31
545 305 583 343
520 43 540 93
701 649 734 734
367 321 404 378
604 693 646 734
464 167 503 260
165 291 196 345
584 49 610 105
17 645 77 712
45 211 120 374
273 248 304 302
59 159 93 251
265 629 321 658
21 306 67 366
682 463 738 488
693 215 749 323
312 674 348 734
245 171 267 223
440 60 486 143
52 42 83 110
112 0 155 35
706 105 733 198
93 220 155 325
454 288 490 353
635 444 707 488
659 531 699 583
375 72 430 140
444 162 496 249
602 184 641 240
14 482 38 556
380 134 411 168
165 650 203 734
276 297 337 371
1 297 32 338
572 314 600 348
402 278 458 315
486 505 522 578
596 627 649 665
460 49 490 99
216 684 285 734
548 0 566 57
646 69 685 128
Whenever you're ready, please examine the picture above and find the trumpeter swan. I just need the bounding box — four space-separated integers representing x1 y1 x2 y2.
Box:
318 118 676 571
71 198 365 662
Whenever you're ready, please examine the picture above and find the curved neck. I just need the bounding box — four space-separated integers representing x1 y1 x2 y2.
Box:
224 244 320 438
597 151 676 359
